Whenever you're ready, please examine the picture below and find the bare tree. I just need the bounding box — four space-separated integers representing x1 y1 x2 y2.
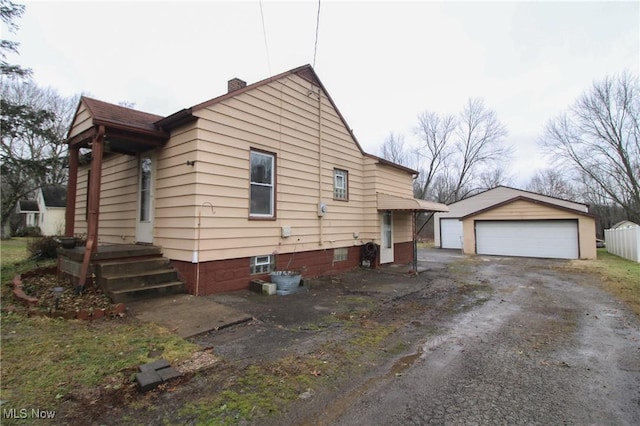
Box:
451 98 510 202
526 168 577 200
413 110 456 200
379 132 410 167
1 79 78 233
541 72 640 223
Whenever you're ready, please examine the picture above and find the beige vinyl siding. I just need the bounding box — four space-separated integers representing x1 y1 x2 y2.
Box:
80 72 416 263
67 102 93 139
75 154 138 243
154 125 198 260
186 74 373 262
361 157 416 244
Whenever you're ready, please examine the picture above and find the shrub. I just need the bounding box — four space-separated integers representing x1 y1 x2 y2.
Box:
17 226 42 237
27 236 59 259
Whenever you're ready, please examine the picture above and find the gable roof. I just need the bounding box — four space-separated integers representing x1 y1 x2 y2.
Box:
81 97 165 134
460 196 596 219
450 185 588 208
612 220 639 229
156 64 418 175
41 184 67 207
18 200 39 213
438 186 589 218
69 65 416 175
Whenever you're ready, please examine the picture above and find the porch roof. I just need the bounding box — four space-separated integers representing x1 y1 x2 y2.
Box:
377 193 449 212
67 97 170 155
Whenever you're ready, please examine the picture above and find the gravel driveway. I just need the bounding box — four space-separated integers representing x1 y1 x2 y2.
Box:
331 253 640 425
68 249 639 425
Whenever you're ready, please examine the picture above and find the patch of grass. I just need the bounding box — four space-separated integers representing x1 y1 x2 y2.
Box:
0 312 198 414
179 356 328 425
568 249 640 316
1 237 31 266
1 238 57 300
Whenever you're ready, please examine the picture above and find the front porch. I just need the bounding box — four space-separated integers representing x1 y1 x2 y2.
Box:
58 243 185 303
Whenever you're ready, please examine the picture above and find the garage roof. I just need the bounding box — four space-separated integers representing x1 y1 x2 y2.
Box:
377 193 449 212
460 196 595 219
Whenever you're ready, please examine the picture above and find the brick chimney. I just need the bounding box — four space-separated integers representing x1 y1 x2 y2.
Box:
228 78 247 93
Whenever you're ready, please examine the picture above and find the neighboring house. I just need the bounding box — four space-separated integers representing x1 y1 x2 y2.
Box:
434 186 596 260
17 200 39 229
62 65 447 295
16 185 67 236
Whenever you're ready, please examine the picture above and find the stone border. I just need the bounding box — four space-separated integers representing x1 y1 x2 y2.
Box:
11 267 126 321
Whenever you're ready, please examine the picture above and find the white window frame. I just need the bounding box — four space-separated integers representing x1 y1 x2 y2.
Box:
250 150 275 217
251 255 275 274
334 169 348 200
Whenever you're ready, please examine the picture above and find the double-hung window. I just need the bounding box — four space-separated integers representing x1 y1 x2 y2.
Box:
334 169 348 200
250 150 275 217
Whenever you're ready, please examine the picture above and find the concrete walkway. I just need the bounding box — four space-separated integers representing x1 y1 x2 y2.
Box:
126 294 253 338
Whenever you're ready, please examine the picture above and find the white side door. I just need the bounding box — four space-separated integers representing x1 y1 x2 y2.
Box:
380 211 394 264
136 152 155 244
440 218 463 249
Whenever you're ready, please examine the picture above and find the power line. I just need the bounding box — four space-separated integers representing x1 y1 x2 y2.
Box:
313 0 321 69
259 0 272 75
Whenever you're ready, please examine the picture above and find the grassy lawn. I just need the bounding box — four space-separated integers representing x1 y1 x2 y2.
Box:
1 237 31 267
0 238 199 418
1 237 57 285
569 248 640 317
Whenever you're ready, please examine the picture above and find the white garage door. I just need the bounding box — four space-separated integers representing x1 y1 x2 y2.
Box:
441 219 463 249
475 220 579 259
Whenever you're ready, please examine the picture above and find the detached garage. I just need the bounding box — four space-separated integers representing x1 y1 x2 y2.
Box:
474 220 579 259
460 196 596 259
434 186 597 260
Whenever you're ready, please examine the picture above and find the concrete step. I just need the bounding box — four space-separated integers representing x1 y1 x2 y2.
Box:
99 269 180 292
109 281 186 304
97 257 171 276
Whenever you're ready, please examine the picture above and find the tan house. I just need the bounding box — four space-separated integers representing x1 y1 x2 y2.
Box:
62 65 447 297
434 186 597 260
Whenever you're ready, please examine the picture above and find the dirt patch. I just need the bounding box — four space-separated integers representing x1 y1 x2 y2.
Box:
20 273 112 313
46 254 640 425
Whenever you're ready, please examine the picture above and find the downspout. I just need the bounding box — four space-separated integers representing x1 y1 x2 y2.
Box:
317 87 324 247
78 125 105 292
195 202 215 296
412 211 418 275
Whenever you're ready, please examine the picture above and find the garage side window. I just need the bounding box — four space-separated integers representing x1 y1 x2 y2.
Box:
250 150 275 218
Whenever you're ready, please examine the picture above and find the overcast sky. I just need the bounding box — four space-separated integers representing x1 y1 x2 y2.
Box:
6 0 639 186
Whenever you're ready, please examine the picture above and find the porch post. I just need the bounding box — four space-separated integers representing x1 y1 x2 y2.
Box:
64 146 79 237
78 126 105 289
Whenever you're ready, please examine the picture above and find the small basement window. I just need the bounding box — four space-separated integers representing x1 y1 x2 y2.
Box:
333 247 348 262
250 255 275 274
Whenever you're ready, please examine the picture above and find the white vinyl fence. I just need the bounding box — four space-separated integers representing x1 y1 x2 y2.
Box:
604 225 640 263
